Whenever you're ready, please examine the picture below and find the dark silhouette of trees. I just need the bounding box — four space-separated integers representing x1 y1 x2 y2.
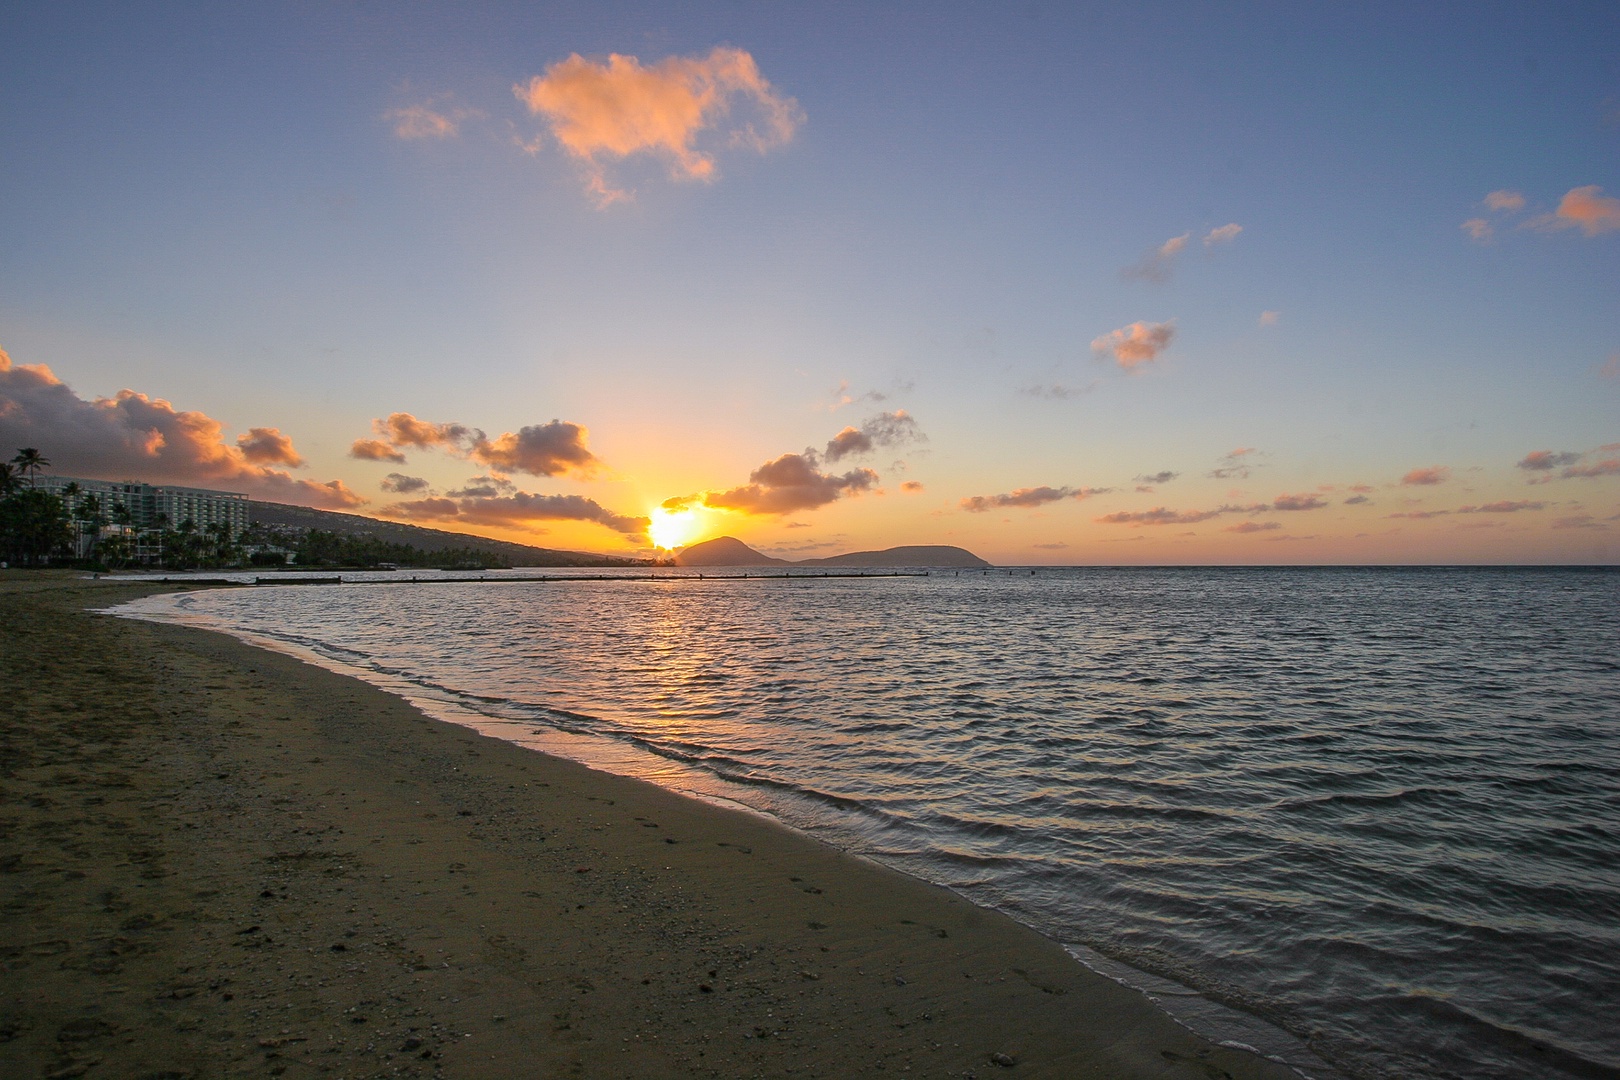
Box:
11 448 48 487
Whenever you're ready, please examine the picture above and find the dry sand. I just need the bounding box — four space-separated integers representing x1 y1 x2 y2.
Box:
0 574 1301 1079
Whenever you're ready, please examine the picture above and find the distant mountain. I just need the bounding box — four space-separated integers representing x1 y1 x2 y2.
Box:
672 536 789 566
248 502 646 568
798 545 989 568
673 536 988 568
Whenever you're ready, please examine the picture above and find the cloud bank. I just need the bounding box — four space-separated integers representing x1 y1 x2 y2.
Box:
384 491 648 538
351 412 603 479
0 348 362 508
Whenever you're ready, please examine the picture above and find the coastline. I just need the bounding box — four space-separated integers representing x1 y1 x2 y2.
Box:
2 574 1301 1078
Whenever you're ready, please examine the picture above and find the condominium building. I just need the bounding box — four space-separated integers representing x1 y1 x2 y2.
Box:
33 476 250 534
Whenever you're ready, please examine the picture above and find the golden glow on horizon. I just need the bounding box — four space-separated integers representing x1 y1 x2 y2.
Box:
648 506 705 550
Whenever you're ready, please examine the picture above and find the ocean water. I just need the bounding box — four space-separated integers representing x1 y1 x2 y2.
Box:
114 567 1620 1080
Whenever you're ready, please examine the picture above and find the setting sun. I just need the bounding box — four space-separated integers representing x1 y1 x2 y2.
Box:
647 506 704 551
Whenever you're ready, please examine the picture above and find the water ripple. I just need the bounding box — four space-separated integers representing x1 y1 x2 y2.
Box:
123 566 1620 1080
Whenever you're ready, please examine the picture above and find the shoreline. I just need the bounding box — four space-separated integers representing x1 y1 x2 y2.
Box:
2 574 1305 1078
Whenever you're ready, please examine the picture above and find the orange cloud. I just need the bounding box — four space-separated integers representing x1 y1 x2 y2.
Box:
1203 223 1242 246
350 438 406 463
376 412 476 451
901 480 925 493
1092 321 1175 368
1461 218 1493 242
514 47 801 204
0 348 362 508
383 491 647 538
355 413 602 479
236 427 303 467
1401 466 1450 486
1549 185 1620 236
1272 493 1327 511
1484 190 1526 212
1258 310 1280 326
698 451 876 516
1225 520 1281 533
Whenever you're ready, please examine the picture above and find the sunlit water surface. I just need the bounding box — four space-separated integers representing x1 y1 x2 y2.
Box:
115 567 1620 1080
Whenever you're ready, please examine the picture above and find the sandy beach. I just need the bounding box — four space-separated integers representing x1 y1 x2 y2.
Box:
0 574 1300 1079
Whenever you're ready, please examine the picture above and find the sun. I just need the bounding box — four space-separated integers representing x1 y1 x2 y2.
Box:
648 506 703 551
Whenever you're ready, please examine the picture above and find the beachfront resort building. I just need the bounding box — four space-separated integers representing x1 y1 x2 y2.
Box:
29 476 250 561
33 476 250 534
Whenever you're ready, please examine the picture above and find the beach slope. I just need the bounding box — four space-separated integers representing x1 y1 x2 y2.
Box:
0 575 1299 1079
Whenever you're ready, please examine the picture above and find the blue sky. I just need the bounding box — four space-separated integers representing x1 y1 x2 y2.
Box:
3 2 1617 561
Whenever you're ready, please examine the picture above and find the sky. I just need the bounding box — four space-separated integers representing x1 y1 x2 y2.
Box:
2 1 1617 564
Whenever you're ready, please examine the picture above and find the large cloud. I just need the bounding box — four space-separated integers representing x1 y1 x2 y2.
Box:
700 451 877 516
0 349 363 508
1092 321 1175 368
383 490 647 538
514 47 802 205
960 486 1108 513
822 410 924 462
351 412 602 479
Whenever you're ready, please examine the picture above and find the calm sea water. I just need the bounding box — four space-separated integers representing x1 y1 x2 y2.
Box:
115 567 1620 1080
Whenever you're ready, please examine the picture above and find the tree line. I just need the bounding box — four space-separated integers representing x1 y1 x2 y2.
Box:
0 449 509 571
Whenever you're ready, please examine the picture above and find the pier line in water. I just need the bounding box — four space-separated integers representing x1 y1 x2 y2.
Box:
127 570 934 587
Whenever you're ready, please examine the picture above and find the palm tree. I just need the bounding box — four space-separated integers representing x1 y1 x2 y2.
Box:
0 463 17 497
11 448 48 487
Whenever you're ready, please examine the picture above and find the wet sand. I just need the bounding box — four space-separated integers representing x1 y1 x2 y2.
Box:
0 574 1299 1079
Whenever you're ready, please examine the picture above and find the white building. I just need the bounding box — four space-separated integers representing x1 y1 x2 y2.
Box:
33 476 250 534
